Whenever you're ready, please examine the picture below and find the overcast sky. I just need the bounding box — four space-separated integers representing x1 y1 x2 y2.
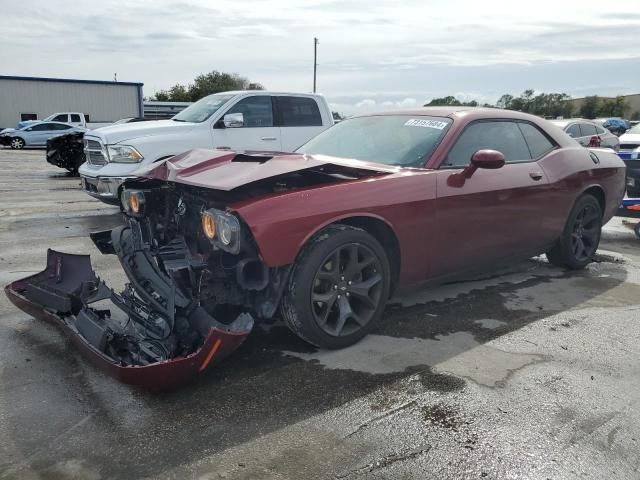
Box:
2 0 639 113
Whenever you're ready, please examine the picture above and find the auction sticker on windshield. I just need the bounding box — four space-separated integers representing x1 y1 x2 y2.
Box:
404 119 448 129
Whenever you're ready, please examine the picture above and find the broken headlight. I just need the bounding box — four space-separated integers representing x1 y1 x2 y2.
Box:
121 189 146 216
201 208 241 254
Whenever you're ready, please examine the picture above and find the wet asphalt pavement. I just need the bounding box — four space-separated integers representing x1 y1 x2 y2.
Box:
1 149 640 479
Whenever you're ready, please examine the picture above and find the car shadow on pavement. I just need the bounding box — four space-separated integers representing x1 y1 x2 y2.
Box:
0 256 630 479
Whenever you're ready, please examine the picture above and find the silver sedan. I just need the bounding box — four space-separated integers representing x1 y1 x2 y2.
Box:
0 121 85 149
550 119 619 151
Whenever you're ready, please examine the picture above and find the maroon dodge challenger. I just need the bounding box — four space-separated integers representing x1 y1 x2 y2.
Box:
6 107 626 389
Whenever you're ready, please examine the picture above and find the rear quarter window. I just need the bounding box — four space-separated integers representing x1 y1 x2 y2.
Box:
580 123 597 137
517 122 557 159
277 97 323 127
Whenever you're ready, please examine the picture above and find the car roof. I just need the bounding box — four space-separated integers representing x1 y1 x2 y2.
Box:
22 121 75 128
352 106 550 121
549 118 597 127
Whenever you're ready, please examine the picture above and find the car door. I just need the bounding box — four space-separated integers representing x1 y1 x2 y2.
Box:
579 122 599 147
275 96 326 151
24 123 54 145
211 95 282 151
565 123 583 144
431 120 556 279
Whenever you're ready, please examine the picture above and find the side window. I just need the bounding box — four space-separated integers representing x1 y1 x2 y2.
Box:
225 96 273 127
54 124 72 130
52 114 68 122
595 125 607 135
444 121 531 167
276 96 323 127
517 122 556 158
580 123 597 137
566 124 581 138
31 123 52 131
70 114 81 122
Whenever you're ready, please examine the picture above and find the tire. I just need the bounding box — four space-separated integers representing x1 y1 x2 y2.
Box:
281 225 391 349
546 194 602 269
10 137 25 150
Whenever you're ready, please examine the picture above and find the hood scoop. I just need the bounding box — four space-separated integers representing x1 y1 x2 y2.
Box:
232 153 273 164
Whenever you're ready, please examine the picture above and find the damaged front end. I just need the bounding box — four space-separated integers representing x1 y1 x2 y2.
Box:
6 151 390 389
46 132 85 173
5 199 258 390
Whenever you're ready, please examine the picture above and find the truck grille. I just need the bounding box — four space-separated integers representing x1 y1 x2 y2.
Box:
84 138 107 166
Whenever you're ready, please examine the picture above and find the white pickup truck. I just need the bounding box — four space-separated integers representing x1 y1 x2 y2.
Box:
18 112 111 130
79 91 334 203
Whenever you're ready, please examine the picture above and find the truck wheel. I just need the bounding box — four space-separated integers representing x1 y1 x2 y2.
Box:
10 138 24 149
546 194 602 270
281 225 391 349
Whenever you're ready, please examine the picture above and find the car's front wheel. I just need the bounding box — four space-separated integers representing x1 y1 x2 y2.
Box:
281 225 391 349
546 194 602 269
10 138 25 150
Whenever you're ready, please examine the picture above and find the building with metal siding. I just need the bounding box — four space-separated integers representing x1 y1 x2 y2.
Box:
0 75 144 129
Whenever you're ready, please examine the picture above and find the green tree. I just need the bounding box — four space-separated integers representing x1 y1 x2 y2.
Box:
424 96 478 107
152 70 264 102
598 96 629 118
496 94 514 109
580 96 600 119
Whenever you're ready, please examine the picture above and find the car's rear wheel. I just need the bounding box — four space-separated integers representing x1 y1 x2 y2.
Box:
281 225 391 349
10 138 24 149
546 194 602 269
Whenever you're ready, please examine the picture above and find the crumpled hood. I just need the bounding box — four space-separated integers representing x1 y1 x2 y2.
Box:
134 148 400 191
87 119 196 144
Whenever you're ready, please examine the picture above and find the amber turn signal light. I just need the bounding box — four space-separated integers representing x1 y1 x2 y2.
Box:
202 212 216 239
129 193 140 214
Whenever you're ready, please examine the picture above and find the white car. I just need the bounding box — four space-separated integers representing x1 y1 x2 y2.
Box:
79 91 334 203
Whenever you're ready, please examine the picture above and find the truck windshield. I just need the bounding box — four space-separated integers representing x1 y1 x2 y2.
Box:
173 94 235 123
297 115 452 167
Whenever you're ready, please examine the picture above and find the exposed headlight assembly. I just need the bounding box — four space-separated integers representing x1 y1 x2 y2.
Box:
121 189 146 216
107 145 144 163
201 208 241 254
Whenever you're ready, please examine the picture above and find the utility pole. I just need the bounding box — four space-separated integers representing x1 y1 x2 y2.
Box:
313 37 319 93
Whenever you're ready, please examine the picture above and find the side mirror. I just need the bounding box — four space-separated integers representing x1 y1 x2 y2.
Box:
470 149 505 171
223 113 244 128
447 149 505 188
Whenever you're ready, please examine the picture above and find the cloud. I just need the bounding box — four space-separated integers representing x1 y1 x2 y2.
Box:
1 0 639 107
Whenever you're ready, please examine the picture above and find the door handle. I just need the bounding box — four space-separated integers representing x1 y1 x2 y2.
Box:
529 171 543 181
261 137 277 141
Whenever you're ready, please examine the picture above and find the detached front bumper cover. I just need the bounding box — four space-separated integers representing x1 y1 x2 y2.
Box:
5 248 253 391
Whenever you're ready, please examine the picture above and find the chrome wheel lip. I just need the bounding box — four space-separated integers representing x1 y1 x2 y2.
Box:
310 242 384 337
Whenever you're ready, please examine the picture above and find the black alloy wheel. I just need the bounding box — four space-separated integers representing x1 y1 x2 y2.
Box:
570 203 600 262
546 194 602 269
311 243 384 337
281 225 391 349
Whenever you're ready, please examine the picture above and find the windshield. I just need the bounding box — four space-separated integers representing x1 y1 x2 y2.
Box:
297 115 452 167
627 124 640 134
172 94 235 123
